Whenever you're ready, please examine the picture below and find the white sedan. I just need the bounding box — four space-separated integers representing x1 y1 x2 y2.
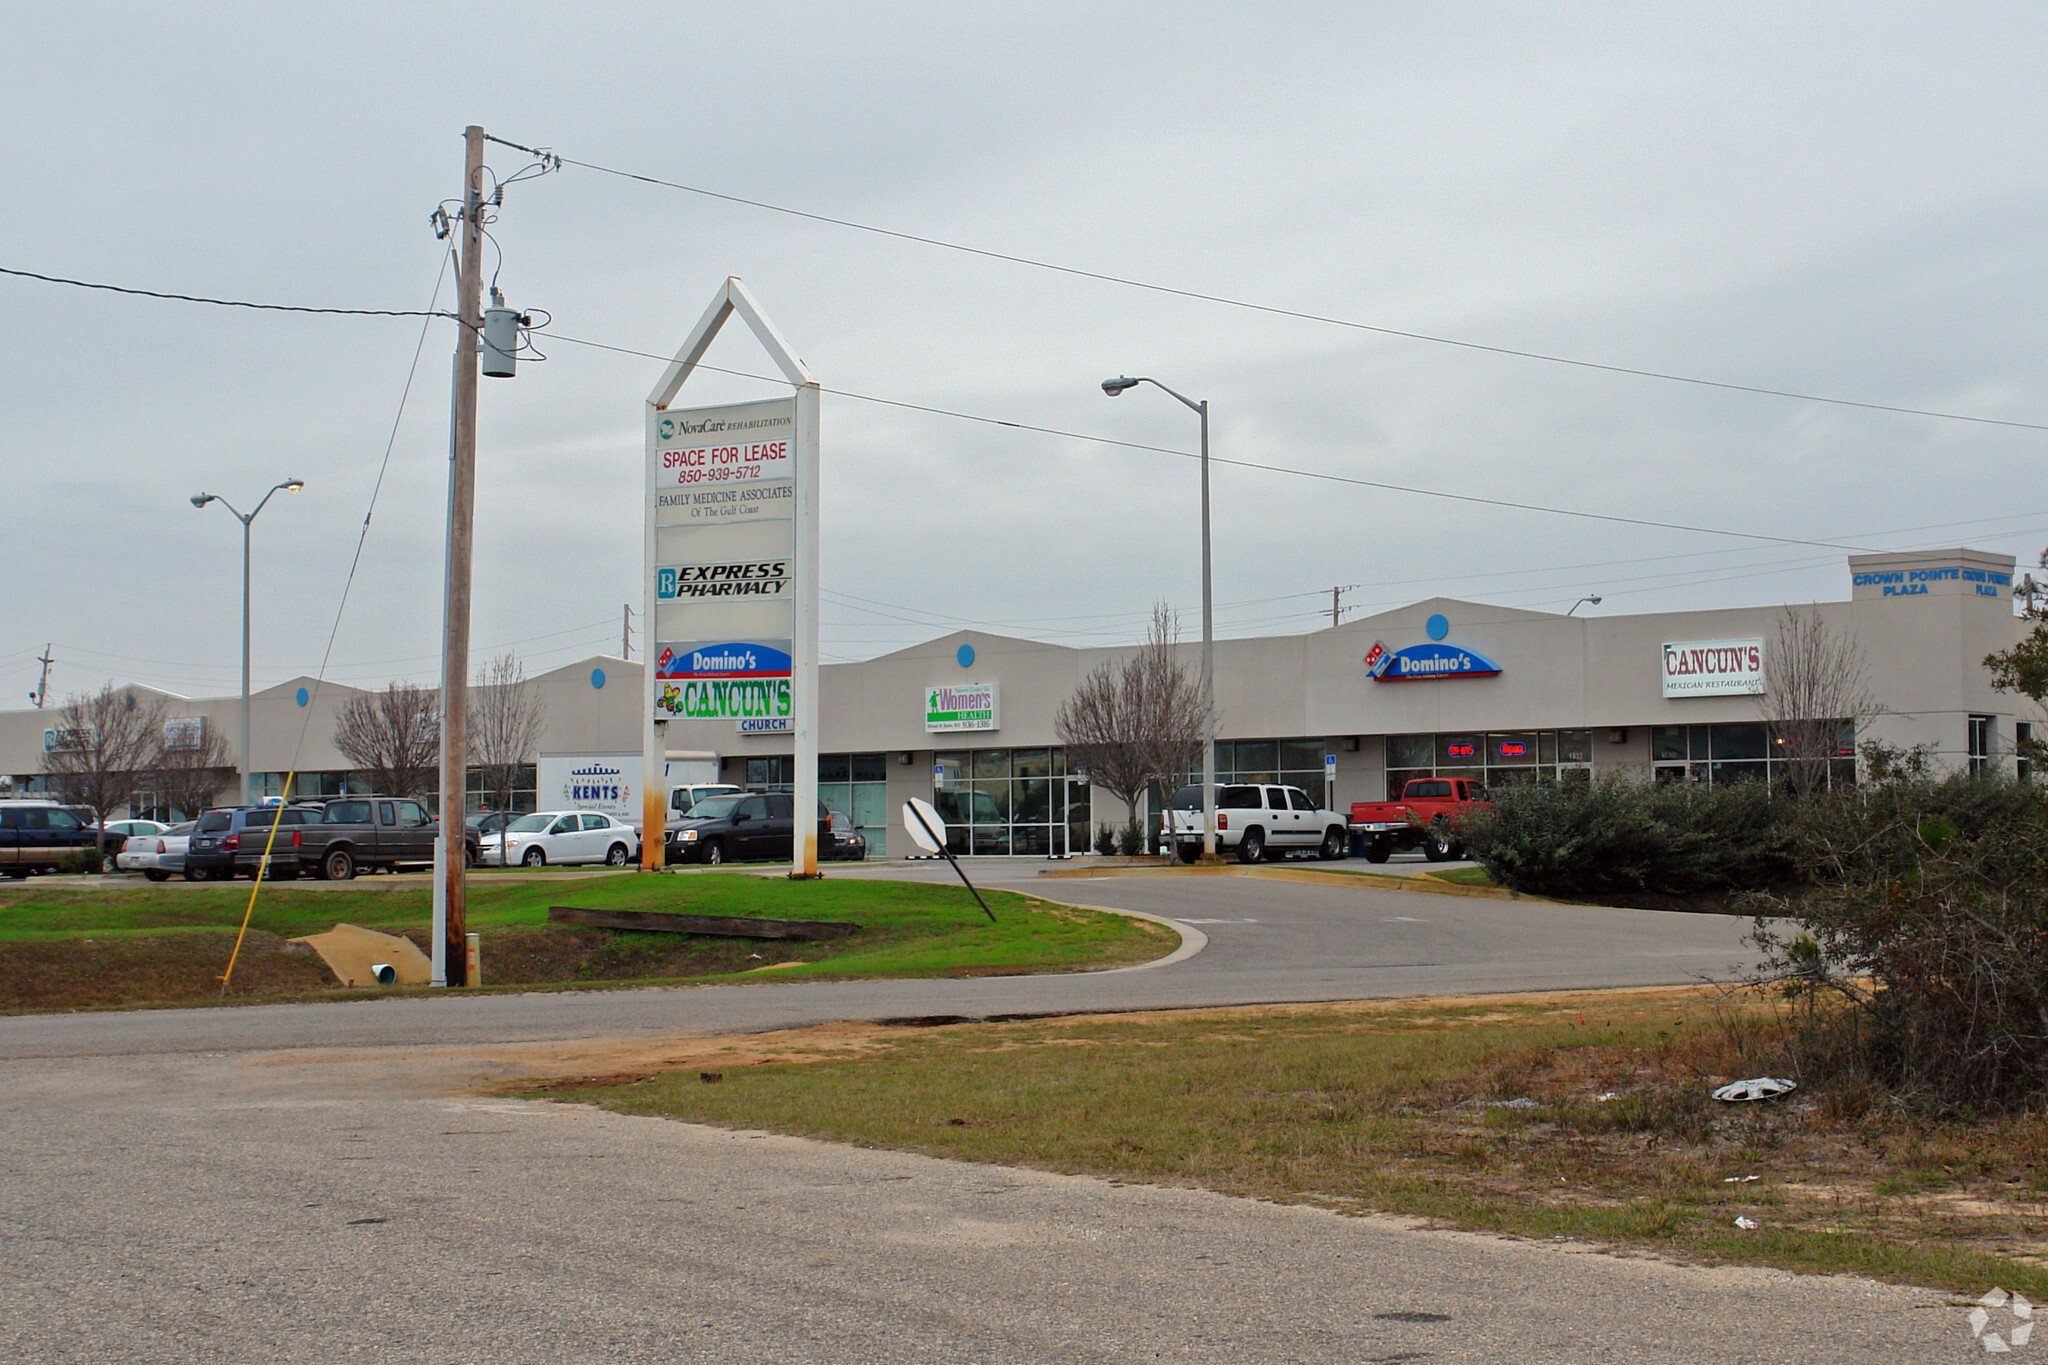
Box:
479 810 641 868
117 821 194 882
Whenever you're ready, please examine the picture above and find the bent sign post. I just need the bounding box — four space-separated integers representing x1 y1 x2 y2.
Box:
643 279 822 877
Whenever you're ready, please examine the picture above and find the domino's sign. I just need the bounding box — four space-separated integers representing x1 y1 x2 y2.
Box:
1366 641 1503 682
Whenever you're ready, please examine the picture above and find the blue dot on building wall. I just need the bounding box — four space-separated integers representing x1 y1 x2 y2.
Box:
590 668 606 690
956 644 975 669
295 687 309 707
1425 614 1450 642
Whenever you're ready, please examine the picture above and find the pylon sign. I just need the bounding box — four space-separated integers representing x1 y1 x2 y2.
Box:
649 396 796 725
642 278 821 876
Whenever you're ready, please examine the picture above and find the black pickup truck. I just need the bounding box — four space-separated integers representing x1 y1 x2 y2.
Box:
0 800 102 878
295 797 479 881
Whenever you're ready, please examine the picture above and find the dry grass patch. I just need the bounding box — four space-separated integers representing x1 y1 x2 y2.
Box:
540 986 2048 1295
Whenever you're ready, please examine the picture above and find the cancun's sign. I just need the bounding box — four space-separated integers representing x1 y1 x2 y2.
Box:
1661 639 1764 698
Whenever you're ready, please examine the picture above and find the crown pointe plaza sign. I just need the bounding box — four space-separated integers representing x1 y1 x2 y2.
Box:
644 277 821 874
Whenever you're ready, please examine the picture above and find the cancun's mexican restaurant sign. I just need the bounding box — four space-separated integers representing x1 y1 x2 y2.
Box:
1662 639 1764 698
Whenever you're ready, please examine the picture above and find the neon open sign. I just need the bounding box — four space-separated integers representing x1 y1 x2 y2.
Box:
1498 741 1527 758
1445 742 1475 759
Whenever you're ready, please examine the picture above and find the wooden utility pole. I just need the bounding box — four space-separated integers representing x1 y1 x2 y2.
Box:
434 125 486 987
1330 585 1358 629
30 650 53 712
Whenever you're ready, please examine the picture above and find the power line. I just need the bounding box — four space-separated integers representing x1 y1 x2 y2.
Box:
0 265 450 318
548 331 1885 553
545 152 2048 434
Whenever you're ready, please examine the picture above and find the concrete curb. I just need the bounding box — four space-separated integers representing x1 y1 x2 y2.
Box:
1034 862 1527 902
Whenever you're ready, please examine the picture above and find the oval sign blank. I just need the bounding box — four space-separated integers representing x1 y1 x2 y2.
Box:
902 797 946 854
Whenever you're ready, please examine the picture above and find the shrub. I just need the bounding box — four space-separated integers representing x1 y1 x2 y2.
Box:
1460 775 1796 899
54 849 104 875
1094 823 1117 857
1115 821 1145 857
1747 771 2048 1110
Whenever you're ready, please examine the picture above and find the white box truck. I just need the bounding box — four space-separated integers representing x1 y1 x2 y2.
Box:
535 751 734 834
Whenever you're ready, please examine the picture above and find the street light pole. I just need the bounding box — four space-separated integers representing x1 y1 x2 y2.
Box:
191 479 305 805
1102 376 1216 861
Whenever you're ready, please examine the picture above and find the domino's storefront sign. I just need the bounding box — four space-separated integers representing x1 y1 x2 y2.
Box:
1365 640 1503 682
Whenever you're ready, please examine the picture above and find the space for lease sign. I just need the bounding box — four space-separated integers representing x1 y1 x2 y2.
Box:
1662 639 1764 697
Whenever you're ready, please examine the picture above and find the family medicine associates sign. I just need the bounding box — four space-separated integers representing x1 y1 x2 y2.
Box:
1662 638 1764 698
649 396 798 725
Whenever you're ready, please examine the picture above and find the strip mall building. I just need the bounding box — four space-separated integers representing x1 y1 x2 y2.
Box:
0 548 2034 858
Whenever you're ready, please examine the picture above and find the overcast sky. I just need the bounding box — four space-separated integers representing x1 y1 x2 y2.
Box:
4 2 2045 706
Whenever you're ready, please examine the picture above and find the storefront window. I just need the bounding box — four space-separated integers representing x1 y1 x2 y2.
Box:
935 747 1087 855
1383 732 1593 796
1651 722 1856 789
817 752 889 857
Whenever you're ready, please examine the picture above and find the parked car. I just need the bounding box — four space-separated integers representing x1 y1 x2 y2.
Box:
0 799 105 879
92 818 167 871
1348 777 1491 862
1164 783 1350 865
184 805 328 880
298 797 480 881
667 782 744 827
480 810 641 867
467 811 520 838
117 821 195 881
822 809 867 862
666 792 831 866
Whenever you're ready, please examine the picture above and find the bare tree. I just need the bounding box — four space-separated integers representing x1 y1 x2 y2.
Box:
40 683 167 860
150 716 233 819
333 682 440 801
1760 607 1880 795
469 653 545 862
1054 604 1212 839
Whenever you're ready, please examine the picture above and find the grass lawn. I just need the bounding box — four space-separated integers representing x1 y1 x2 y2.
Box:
543 986 2048 1297
0 873 1177 1011
1425 866 1497 887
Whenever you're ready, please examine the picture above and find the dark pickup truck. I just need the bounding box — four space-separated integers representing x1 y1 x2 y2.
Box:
0 800 101 878
299 797 480 881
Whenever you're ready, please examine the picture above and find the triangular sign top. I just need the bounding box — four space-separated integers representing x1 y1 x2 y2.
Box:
647 276 814 407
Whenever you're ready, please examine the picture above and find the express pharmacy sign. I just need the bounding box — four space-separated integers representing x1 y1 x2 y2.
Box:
1661 639 1764 698
656 560 790 600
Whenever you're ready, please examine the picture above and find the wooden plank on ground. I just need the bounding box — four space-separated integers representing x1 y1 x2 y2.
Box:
548 906 859 940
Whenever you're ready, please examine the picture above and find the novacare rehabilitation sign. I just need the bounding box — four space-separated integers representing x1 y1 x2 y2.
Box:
1662 639 1764 698
925 683 998 732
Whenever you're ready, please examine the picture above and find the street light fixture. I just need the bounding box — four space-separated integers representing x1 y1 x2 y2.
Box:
192 478 305 805
1567 595 1603 616
1101 375 1216 861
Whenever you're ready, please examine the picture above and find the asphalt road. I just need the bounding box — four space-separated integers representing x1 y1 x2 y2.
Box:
0 865 1760 1058
4 868 1985 1362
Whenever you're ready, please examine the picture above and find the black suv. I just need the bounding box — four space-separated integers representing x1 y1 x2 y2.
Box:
666 791 832 866
184 805 327 881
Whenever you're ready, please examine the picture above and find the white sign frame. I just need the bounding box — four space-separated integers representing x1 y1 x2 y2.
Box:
644 278 821 877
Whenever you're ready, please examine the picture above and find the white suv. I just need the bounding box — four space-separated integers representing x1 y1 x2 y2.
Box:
1164 783 1349 865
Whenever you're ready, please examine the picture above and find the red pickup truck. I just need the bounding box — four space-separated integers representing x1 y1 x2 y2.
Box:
1349 777 1489 863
